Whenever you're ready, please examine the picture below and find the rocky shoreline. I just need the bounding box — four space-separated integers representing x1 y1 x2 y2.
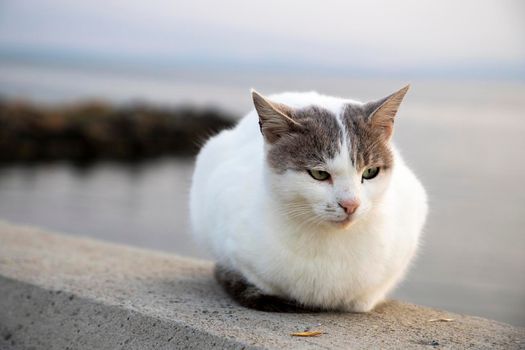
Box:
0 99 236 163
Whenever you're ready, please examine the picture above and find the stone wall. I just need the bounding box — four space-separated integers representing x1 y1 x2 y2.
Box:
0 221 523 349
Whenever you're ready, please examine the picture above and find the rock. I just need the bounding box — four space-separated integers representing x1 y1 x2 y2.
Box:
0 99 236 162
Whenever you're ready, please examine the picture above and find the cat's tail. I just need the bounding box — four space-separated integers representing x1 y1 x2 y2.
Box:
213 264 322 313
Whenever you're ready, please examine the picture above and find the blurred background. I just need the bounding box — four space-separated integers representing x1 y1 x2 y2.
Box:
0 0 524 326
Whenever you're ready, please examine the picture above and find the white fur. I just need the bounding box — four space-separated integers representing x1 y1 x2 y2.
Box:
190 91 427 312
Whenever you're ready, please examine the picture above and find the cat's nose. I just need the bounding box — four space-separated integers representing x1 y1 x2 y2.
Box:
338 199 360 215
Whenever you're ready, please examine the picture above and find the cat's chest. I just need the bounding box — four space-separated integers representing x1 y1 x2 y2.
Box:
251 226 390 287
253 233 387 305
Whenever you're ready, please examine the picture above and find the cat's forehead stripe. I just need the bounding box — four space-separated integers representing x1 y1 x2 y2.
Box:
341 103 393 170
266 102 393 172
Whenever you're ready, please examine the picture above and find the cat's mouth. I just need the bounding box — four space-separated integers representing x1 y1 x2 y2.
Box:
331 216 354 229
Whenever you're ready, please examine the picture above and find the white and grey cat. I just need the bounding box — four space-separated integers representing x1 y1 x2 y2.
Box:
190 86 427 312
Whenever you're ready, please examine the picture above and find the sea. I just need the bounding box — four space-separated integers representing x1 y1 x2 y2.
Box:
1 62 524 326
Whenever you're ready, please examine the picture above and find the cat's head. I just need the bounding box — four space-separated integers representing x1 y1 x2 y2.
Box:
253 86 409 230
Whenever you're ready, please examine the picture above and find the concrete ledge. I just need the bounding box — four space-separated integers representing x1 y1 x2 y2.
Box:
0 222 523 349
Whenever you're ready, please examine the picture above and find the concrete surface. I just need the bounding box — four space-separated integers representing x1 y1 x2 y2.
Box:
0 221 523 349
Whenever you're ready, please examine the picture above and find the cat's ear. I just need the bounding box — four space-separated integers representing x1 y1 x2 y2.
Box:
252 89 301 144
365 85 410 139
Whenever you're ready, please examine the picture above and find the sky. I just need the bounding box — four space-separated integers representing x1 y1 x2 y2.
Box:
0 0 524 78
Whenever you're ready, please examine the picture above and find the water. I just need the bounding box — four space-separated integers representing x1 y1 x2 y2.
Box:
0 63 524 326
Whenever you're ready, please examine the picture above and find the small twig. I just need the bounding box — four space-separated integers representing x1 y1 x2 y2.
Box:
428 318 455 323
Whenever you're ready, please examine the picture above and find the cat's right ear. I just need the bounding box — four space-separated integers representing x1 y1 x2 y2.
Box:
252 90 301 144
364 85 410 140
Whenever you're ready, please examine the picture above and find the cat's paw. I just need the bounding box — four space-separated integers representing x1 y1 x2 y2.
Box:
347 297 381 313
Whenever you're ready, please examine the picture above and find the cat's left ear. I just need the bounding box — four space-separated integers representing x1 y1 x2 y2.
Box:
365 85 410 139
252 90 301 144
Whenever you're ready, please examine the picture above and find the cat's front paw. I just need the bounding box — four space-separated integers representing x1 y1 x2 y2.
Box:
347 297 381 313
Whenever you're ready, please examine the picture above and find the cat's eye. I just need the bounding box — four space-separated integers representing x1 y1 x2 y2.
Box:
362 167 380 181
308 169 331 181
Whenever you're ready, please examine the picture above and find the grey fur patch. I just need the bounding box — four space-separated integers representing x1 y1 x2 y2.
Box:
267 106 342 173
341 103 394 171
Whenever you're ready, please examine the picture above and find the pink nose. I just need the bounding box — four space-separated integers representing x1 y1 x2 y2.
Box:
338 199 360 215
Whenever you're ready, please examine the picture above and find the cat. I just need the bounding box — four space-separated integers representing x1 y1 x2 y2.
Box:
189 85 427 313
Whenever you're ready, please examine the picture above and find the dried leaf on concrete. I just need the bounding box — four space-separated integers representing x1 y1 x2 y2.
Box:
290 331 325 337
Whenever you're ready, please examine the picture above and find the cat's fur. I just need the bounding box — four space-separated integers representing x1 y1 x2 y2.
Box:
190 86 427 312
